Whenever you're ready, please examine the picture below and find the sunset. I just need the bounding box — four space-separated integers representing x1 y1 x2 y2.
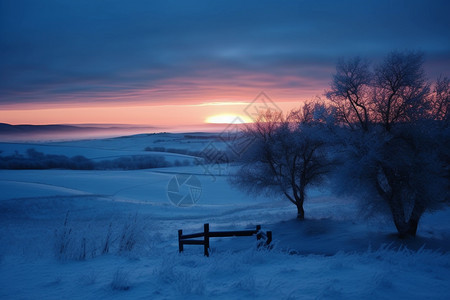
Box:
1 0 449 131
1 1 449 299
205 114 252 124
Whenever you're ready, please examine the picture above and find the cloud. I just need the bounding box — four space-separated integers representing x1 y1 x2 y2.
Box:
0 0 449 106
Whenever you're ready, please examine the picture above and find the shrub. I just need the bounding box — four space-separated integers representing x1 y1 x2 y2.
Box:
0 148 170 170
111 269 131 291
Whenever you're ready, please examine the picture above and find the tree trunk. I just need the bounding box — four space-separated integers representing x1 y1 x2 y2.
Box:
296 204 305 220
407 218 419 237
393 213 421 238
295 186 305 220
389 198 412 238
393 218 411 239
406 201 425 237
381 173 421 238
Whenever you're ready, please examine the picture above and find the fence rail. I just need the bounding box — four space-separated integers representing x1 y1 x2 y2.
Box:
178 223 272 257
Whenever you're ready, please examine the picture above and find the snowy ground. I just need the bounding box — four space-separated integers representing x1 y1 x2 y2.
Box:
0 133 449 299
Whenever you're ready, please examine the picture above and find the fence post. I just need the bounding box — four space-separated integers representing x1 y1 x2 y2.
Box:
256 225 261 241
266 231 272 245
204 223 210 257
178 229 183 253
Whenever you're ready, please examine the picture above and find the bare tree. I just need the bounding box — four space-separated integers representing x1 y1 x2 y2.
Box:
431 76 449 123
326 57 372 131
430 76 450 188
329 51 449 238
372 51 430 131
342 126 446 237
231 103 334 219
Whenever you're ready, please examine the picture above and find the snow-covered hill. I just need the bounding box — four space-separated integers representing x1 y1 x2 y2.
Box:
0 133 449 299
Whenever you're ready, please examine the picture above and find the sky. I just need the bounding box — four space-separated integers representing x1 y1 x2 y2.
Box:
0 0 449 129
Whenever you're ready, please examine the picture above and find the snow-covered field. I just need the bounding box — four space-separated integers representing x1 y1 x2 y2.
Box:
0 133 449 299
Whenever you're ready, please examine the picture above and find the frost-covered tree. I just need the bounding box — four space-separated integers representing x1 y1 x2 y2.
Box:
372 51 430 131
326 57 372 131
334 124 447 237
231 103 335 219
329 51 449 237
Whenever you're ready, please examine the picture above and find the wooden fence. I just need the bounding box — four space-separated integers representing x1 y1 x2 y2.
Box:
178 223 272 257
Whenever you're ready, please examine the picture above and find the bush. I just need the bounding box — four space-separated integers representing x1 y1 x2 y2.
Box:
96 155 171 170
111 269 131 291
54 212 96 261
118 214 142 253
54 211 149 261
0 148 170 170
0 149 94 170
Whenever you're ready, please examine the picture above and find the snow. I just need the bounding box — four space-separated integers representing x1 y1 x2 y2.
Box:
0 133 449 299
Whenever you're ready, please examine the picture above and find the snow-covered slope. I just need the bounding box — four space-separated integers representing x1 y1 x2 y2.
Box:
0 133 449 299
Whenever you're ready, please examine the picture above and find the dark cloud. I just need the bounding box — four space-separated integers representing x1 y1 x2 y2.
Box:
1 0 449 105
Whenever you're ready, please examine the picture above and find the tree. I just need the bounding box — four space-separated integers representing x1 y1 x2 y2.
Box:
430 76 449 123
326 57 372 131
230 103 334 219
430 76 450 189
335 124 447 237
372 51 430 131
329 51 449 237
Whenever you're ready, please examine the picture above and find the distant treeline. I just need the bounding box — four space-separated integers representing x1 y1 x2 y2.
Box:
144 146 201 157
144 146 234 164
0 148 191 170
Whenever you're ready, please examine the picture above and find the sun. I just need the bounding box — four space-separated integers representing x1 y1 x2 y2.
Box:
205 114 252 124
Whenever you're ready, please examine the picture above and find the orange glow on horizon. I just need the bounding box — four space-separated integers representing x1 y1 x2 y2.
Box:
0 63 329 130
205 114 252 124
0 100 307 129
